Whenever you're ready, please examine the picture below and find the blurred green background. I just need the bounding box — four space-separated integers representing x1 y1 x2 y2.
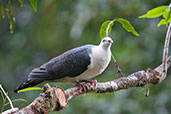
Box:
0 0 171 114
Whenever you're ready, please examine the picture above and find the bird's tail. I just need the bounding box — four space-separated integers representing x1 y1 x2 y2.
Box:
14 67 49 93
14 79 43 93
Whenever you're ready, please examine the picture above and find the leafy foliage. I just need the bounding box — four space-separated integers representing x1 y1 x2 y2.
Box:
7 10 16 34
0 0 39 33
139 5 171 26
115 18 139 36
139 6 168 18
100 18 139 40
30 0 38 12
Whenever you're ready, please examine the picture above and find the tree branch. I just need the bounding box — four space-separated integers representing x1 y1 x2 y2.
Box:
161 22 171 82
65 56 171 100
2 56 169 114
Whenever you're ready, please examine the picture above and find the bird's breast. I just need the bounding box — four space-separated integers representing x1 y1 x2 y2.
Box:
88 46 111 76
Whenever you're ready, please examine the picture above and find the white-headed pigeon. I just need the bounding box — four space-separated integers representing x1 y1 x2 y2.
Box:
14 37 113 93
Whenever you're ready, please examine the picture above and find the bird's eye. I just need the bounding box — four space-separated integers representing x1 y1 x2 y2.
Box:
103 40 106 42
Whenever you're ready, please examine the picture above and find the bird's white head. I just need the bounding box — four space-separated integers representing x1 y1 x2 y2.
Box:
99 37 113 49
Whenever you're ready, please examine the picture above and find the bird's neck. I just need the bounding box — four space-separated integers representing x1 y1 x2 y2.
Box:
99 44 111 51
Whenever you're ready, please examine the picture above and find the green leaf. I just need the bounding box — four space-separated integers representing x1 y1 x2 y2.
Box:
17 87 42 93
115 18 139 36
157 18 171 27
18 0 24 8
0 90 5 101
163 10 170 20
157 7 171 26
157 19 167 26
139 6 168 18
163 7 171 21
7 10 16 34
100 20 114 40
30 0 38 12
0 0 4 22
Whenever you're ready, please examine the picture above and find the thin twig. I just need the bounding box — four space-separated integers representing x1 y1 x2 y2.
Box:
111 54 124 77
1 92 7 113
106 21 114 36
161 22 171 81
0 84 14 109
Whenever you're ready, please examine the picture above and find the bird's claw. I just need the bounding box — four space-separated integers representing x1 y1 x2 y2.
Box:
81 80 97 87
76 80 97 95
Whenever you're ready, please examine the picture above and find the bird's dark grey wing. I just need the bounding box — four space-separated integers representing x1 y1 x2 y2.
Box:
14 45 93 92
29 45 93 80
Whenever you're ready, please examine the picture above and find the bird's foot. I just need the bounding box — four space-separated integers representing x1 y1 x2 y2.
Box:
79 80 97 87
76 80 97 96
76 80 97 95
76 83 88 96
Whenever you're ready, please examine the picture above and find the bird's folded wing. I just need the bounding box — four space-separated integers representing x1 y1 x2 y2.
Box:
29 45 93 80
